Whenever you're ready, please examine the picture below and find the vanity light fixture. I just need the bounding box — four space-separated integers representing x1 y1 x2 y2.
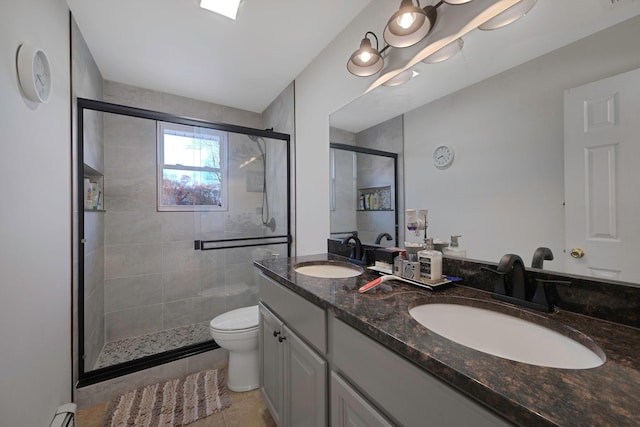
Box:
347 0 537 88
199 0 242 20
384 0 435 48
346 32 385 77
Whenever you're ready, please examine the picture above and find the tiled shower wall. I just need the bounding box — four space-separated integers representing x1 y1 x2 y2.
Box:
101 81 287 343
71 16 105 374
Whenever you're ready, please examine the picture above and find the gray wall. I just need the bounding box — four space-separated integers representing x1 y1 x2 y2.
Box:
0 0 72 425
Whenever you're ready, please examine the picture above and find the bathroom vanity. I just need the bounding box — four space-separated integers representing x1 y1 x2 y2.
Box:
254 253 640 426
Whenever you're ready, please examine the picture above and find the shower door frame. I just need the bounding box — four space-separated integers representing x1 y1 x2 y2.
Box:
76 97 292 386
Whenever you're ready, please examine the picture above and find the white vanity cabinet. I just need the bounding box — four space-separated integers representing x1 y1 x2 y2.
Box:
259 302 285 426
258 271 510 427
259 275 327 427
331 317 511 427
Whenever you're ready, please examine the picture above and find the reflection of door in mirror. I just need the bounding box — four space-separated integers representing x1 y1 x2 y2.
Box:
564 67 640 283
330 143 399 247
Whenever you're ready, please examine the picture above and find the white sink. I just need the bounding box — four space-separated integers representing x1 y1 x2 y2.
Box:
294 261 363 278
409 303 605 369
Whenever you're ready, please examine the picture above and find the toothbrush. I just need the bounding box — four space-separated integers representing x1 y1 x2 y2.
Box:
358 275 395 293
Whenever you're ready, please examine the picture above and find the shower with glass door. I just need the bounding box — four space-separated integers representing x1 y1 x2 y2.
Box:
77 98 290 385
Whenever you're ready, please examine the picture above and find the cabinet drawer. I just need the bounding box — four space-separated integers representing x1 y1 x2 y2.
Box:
331 372 393 427
259 273 327 354
331 317 511 427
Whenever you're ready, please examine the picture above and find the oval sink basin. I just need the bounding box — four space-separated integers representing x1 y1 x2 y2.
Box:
294 261 363 278
409 303 605 369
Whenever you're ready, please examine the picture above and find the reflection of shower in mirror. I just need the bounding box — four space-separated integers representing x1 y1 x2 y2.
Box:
248 134 276 232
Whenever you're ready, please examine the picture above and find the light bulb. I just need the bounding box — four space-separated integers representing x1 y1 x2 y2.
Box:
398 12 416 29
359 51 372 63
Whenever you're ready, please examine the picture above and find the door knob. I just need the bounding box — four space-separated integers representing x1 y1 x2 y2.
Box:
570 248 585 258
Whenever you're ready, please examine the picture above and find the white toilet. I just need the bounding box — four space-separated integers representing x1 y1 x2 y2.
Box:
209 305 260 392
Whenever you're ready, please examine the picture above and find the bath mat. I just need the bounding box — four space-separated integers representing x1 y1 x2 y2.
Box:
102 368 231 427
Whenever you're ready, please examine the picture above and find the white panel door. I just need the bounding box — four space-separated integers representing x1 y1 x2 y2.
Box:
564 67 640 282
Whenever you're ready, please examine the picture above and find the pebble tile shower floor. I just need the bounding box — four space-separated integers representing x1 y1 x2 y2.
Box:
94 321 211 369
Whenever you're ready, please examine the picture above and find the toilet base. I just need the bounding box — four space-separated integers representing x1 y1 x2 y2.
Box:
227 349 259 392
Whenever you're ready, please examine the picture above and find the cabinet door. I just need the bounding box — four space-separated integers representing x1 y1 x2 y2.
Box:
284 325 327 427
331 372 393 427
260 303 285 426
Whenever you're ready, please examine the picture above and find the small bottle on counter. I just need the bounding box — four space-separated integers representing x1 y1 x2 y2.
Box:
418 238 442 281
393 251 406 276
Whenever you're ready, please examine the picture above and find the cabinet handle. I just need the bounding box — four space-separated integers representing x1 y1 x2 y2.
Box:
278 336 286 343
273 331 281 338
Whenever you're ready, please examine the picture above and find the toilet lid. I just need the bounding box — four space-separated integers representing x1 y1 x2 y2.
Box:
210 305 259 331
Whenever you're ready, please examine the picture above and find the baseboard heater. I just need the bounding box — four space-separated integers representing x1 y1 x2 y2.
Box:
50 403 76 427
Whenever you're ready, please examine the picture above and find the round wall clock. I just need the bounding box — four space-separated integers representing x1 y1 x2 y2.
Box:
16 44 52 103
433 145 454 169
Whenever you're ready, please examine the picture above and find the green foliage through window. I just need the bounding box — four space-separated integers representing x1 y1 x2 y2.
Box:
157 122 228 211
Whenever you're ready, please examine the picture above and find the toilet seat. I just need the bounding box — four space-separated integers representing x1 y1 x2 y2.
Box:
210 305 259 332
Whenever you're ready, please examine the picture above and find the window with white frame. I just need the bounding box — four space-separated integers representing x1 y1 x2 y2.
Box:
157 122 228 211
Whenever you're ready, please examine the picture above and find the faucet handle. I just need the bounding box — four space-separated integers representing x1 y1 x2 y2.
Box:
532 279 572 311
480 266 508 295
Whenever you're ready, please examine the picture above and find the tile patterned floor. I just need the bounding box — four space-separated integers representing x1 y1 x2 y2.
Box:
94 322 211 369
76 388 276 427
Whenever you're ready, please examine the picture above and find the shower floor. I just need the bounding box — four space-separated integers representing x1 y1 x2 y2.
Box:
94 321 212 370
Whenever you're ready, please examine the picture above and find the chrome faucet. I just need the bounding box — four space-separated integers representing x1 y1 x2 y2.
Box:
341 234 363 262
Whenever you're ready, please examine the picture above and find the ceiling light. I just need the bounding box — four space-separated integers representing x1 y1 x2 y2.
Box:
199 0 241 20
478 0 536 30
421 38 464 63
347 32 384 77
384 1 436 48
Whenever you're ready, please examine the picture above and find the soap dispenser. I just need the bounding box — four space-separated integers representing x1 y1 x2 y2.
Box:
442 235 467 258
418 238 442 282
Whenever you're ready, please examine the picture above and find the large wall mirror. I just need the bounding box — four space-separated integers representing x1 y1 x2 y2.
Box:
330 5 640 287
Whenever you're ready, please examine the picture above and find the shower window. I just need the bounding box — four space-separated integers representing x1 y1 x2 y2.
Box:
157 121 228 211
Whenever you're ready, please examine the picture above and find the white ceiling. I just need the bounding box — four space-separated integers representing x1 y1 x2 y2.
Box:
330 0 640 133
66 0 371 114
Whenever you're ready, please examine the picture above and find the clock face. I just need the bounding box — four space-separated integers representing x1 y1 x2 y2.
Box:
433 145 454 169
16 44 51 103
33 50 51 102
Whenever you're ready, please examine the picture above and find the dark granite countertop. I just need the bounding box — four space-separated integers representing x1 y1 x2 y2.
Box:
254 253 640 427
